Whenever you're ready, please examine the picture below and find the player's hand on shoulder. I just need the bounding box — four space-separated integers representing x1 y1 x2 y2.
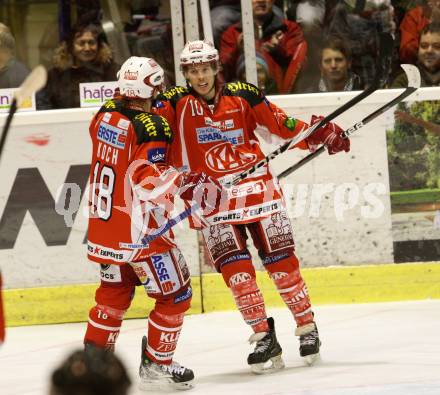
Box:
306 115 350 155
179 171 223 215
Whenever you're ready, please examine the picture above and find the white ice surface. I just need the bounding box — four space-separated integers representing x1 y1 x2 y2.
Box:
1 300 440 395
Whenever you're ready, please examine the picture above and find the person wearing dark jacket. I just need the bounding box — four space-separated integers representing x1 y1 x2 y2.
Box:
0 23 29 89
392 22 440 87
37 23 119 109
317 36 363 92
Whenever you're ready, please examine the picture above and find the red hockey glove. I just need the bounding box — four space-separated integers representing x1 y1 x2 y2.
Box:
179 172 223 215
306 115 350 155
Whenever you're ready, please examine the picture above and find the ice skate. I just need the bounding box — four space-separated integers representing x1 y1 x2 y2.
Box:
297 322 321 366
139 336 194 391
247 317 285 374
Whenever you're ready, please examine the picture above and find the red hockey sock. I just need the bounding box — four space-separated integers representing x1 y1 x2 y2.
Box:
84 305 125 351
266 256 314 328
221 260 269 333
146 310 184 365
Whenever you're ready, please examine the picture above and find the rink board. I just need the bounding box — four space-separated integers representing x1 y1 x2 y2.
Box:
5 263 440 326
1 89 440 326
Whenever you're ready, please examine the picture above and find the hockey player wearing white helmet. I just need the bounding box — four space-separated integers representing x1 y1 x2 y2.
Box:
84 56 221 391
155 40 350 373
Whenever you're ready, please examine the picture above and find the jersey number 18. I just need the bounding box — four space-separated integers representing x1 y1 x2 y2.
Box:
90 162 115 220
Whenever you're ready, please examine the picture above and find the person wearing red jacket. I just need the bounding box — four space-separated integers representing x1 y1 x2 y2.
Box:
84 56 219 391
155 40 350 373
219 0 307 93
399 1 440 64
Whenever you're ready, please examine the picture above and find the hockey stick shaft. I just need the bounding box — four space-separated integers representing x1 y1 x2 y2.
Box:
0 100 17 160
0 65 47 162
277 64 421 179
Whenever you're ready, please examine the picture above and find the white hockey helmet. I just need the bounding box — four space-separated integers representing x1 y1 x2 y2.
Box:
179 40 219 70
117 56 164 99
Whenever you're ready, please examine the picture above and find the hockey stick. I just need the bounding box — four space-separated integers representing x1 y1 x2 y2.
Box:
277 64 421 180
0 65 47 161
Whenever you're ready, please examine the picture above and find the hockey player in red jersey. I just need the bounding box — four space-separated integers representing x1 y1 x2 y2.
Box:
84 56 218 390
155 40 350 373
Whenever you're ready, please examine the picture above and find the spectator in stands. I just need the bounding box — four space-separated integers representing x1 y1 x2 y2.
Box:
49 348 131 395
220 0 307 93
211 1 241 47
0 23 30 89
287 0 326 35
400 0 440 63
325 1 396 87
317 36 362 92
210 1 284 47
393 23 440 86
37 23 119 109
237 51 278 94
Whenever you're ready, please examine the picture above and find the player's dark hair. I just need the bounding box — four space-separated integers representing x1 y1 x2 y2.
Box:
50 348 131 395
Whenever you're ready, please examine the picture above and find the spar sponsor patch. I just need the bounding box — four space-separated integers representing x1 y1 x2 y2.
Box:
147 147 166 163
196 127 244 145
97 121 127 149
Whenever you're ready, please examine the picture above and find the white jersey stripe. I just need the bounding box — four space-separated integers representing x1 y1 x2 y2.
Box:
88 319 121 332
149 317 183 332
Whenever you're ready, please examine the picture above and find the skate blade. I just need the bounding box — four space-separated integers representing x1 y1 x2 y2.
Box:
303 352 321 366
139 378 194 391
250 354 285 375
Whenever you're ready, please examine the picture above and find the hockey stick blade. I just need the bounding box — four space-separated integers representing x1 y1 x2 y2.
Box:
0 65 48 161
278 64 421 179
400 64 421 90
14 65 47 107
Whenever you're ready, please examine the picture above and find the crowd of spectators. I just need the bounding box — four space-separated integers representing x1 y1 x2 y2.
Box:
1 0 439 110
215 0 440 93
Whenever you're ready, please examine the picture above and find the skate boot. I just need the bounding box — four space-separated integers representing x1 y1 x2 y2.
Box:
297 322 321 365
247 317 285 374
139 336 194 391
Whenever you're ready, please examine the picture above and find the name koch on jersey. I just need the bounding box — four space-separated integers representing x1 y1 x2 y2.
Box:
196 127 244 145
97 121 127 149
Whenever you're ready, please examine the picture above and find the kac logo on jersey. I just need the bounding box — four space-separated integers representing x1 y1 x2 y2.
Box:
196 127 244 145
147 147 166 163
97 121 127 149
205 142 256 172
